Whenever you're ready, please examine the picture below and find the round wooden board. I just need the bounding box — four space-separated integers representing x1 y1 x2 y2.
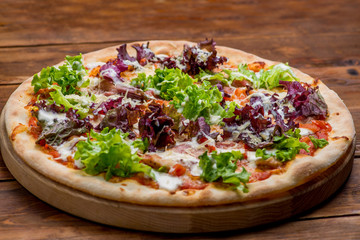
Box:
0 110 355 233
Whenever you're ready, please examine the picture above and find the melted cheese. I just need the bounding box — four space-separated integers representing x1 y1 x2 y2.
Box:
299 128 314 136
55 136 86 168
152 171 182 191
246 151 261 168
65 94 93 108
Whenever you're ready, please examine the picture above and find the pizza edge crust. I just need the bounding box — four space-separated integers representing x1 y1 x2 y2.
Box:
4 40 355 206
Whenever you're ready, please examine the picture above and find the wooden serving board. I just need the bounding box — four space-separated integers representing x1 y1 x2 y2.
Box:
0 110 355 233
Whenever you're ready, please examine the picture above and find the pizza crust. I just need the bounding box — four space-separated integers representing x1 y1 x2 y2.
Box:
4 41 355 206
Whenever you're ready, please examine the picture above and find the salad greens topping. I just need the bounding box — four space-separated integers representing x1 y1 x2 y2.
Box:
256 129 310 162
131 68 227 124
32 54 88 95
131 68 195 100
48 85 92 119
32 54 92 118
309 136 329 149
226 63 299 89
74 128 152 181
199 151 250 192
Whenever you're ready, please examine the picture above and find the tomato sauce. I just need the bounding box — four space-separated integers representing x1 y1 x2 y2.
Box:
28 116 42 139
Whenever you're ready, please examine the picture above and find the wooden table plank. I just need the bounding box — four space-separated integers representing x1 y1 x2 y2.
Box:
0 180 360 239
0 85 18 112
0 178 359 240
0 0 359 47
298 158 360 218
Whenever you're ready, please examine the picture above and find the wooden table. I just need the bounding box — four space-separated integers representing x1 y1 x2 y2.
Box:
0 0 359 238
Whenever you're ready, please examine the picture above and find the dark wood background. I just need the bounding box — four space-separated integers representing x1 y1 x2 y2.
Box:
0 0 359 239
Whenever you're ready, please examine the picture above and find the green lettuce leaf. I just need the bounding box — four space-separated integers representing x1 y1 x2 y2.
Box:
74 128 152 180
131 68 233 124
31 54 88 95
131 68 195 100
48 85 89 118
130 72 149 91
256 129 309 162
199 151 250 192
171 80 224 124
224 63 299 90
257 63 299 89
195 69 229 86
309 136 329 149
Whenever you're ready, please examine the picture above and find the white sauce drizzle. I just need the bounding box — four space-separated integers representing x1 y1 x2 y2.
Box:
37 110 67 125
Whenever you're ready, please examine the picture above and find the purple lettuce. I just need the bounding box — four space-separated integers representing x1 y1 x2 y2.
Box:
132 42 156 66
93 97 123 116
221 81 327 148
99 59 128 83
35 103 92 146
157 56 178 69
96 103 141 139
138 103 175 151
99 44 136 83
99 43 158 83
179 117 219 143
250 94 297 132
222 93 297 149
222 104 274 149
181 39 227 75
116 44 136 62
195 117 219 143
280 81 328 120
153 39 227 75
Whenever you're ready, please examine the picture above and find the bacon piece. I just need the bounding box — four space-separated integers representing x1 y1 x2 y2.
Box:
140 154 164 169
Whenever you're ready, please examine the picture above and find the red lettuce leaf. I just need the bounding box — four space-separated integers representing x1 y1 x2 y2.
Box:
96 103 141 139
138 103 175 151
116 44 136 62
99 59 127 83
181 39 227 75
280 81 328 120
35 103 92 146
93 97 123 115
132 42 156 66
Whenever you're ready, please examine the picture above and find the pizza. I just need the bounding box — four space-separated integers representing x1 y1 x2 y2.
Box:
4 39 355 207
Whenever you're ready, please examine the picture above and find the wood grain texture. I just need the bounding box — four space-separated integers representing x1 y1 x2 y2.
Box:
0 0 359 47
0 179 359 239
